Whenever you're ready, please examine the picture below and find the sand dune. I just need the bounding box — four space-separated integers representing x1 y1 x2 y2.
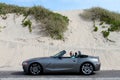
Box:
0 10 120 71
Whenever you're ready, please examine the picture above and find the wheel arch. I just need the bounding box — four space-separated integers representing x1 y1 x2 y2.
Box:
80 61 95 71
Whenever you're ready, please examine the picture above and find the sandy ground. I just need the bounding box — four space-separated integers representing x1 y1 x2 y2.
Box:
0 11 120 71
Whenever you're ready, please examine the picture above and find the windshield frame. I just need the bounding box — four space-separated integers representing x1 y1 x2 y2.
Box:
52 50 66 58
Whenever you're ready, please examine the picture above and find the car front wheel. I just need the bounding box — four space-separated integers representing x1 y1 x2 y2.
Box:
29 63 42 75
80 63 94 75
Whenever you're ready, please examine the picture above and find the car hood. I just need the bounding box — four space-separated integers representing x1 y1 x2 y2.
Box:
25 57 50 62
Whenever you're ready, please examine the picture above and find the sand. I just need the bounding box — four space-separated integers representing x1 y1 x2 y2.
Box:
0 10 120 71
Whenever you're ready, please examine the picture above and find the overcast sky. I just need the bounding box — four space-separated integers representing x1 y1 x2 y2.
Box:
0 0 120 12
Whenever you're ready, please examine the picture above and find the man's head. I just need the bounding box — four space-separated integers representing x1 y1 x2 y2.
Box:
70 51 73 56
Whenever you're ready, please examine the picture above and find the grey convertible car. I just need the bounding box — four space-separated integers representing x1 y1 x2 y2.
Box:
22 50 101 75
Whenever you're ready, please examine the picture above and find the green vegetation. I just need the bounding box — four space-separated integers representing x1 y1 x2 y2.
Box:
102 31 110 38
28 6 69 39
81 7 120 40
0 3 25 15
1 14 7 20
99 22 104 25
22 19 32 32
0 3 69 39
94 26 98 32
93 20 98 32
81 7 120 32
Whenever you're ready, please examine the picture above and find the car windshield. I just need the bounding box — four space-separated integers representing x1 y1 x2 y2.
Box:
53 50 66 57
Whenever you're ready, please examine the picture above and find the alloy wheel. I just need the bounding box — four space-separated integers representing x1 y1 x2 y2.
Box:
81 63 93 75
29 63 42 75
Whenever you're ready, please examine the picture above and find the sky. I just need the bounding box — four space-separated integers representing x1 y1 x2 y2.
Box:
0 0 120 12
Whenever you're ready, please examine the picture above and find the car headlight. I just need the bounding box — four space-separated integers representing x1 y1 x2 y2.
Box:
22 61 28 66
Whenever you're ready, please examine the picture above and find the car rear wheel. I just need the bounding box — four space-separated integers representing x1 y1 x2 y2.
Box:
80 63 94 75
29 63 42 75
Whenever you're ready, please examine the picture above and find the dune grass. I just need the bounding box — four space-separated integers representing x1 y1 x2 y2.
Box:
80 7 120 40
0 3 69 39
81 7 120 32
102 31 110 38
22 19 32 32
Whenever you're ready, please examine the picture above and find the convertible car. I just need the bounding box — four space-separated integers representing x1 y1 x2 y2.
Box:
22 50 101 75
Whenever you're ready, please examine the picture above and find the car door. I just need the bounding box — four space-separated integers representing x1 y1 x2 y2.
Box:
46 57 78 72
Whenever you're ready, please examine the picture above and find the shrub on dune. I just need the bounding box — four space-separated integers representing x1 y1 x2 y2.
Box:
0 3 69 40
81 7 120 32
22 19 32 33
81 7 120 40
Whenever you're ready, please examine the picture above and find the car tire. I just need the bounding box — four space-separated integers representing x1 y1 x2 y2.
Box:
80 63 94 75
29 63 43 75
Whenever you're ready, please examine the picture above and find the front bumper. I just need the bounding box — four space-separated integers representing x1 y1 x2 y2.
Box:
22 61 29 73
94 62 101 71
